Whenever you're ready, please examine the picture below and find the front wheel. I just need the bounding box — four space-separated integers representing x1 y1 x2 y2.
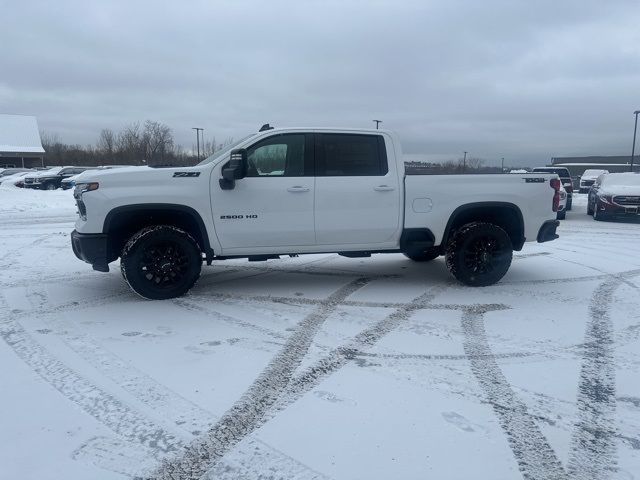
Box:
445 222 513 287
593 201 608 222
121 226 202 300
45 183 57 190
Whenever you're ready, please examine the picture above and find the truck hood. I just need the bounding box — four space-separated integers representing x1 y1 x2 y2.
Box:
599 185 640 196
75 166 206 187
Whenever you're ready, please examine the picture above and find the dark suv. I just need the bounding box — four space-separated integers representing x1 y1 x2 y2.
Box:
24 166 92 190
532 167 573 210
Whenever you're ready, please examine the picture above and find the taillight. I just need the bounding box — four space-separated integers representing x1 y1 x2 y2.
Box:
550 178 560 212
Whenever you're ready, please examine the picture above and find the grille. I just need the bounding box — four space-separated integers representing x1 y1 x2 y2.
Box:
24 178 34 184
613 196 640 206
581 180 595 186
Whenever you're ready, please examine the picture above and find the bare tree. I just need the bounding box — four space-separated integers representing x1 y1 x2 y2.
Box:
142 120 174 165
466 157 485 170
40 130 60 151
97 128 116 158
116 122 145 164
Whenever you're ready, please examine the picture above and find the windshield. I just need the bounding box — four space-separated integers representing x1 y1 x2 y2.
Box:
196 134 256 166
583 169 607 176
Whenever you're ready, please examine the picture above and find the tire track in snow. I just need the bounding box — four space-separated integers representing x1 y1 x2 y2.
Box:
462 269 640 480
0 294 182 456
565 273 639 479
20 287 330 480
190 288 503 479
151 277 369 480
0 233 50 266
461 309 568 480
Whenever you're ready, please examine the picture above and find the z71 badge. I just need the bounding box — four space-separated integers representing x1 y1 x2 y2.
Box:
173 172 200 177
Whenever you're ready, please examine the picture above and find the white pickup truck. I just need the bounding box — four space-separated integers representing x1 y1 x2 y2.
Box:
71 126 561 299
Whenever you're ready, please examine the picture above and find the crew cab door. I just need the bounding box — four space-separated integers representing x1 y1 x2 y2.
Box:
211 133 315 250
314 133 402 246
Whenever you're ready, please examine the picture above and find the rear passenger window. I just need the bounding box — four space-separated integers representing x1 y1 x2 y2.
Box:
316 134 387 176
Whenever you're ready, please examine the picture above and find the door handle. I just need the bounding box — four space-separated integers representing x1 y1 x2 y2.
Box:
374 185 395 192
287 186 310 193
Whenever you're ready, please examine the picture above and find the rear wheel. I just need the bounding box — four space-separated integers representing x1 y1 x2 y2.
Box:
445 222 513 287
403 247 440 262
566 197 572 211
121 225 202 300
587 199 594 216
557 210 566 220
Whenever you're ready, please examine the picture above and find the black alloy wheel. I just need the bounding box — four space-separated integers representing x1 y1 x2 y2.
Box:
593 201 608 222
445 222 513 287
121 226 202 299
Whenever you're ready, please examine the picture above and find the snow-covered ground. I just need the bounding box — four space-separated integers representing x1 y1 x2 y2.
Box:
1 185 639 480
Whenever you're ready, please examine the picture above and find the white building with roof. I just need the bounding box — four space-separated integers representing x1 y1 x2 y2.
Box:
0 114 45 168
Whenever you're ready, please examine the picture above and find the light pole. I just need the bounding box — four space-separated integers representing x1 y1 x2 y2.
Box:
192 127 204 161
501 157 505 173
373 120 382 130
463 151 467 172
631 110 640 172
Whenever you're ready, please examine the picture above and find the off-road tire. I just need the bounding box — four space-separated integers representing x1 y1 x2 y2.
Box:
403 247 440 262
445 222 513 287
121 225 202 300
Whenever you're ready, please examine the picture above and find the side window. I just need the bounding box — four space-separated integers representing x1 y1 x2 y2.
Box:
246 134 306 177
317 134 388 176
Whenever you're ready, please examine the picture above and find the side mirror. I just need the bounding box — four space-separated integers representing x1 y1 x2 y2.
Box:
219 148 247 190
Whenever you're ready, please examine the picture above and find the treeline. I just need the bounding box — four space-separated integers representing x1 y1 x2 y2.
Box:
41 120 232 167
404 158 503 175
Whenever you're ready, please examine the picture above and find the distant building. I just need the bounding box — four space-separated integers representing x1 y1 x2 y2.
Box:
550 155 639 177
0 114 45 168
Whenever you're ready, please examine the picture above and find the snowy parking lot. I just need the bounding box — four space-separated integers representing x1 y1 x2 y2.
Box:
1 186 640 480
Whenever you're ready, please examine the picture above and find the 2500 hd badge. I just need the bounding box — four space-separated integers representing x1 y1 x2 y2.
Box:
220 214 258 219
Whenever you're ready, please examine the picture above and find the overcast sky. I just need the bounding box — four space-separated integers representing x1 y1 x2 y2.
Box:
1 0 639 166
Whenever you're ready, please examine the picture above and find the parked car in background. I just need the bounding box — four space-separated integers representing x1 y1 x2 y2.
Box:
24 166 92 190
24 167 64 189
587 172 640 221
579 169 609 193
0 167 33 178
532 167 574 210
0 171 32 187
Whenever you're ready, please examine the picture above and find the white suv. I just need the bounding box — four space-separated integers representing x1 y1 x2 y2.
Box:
579 169 609 193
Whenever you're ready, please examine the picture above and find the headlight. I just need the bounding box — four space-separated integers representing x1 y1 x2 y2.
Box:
73 183 99 221
73 182 99 198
